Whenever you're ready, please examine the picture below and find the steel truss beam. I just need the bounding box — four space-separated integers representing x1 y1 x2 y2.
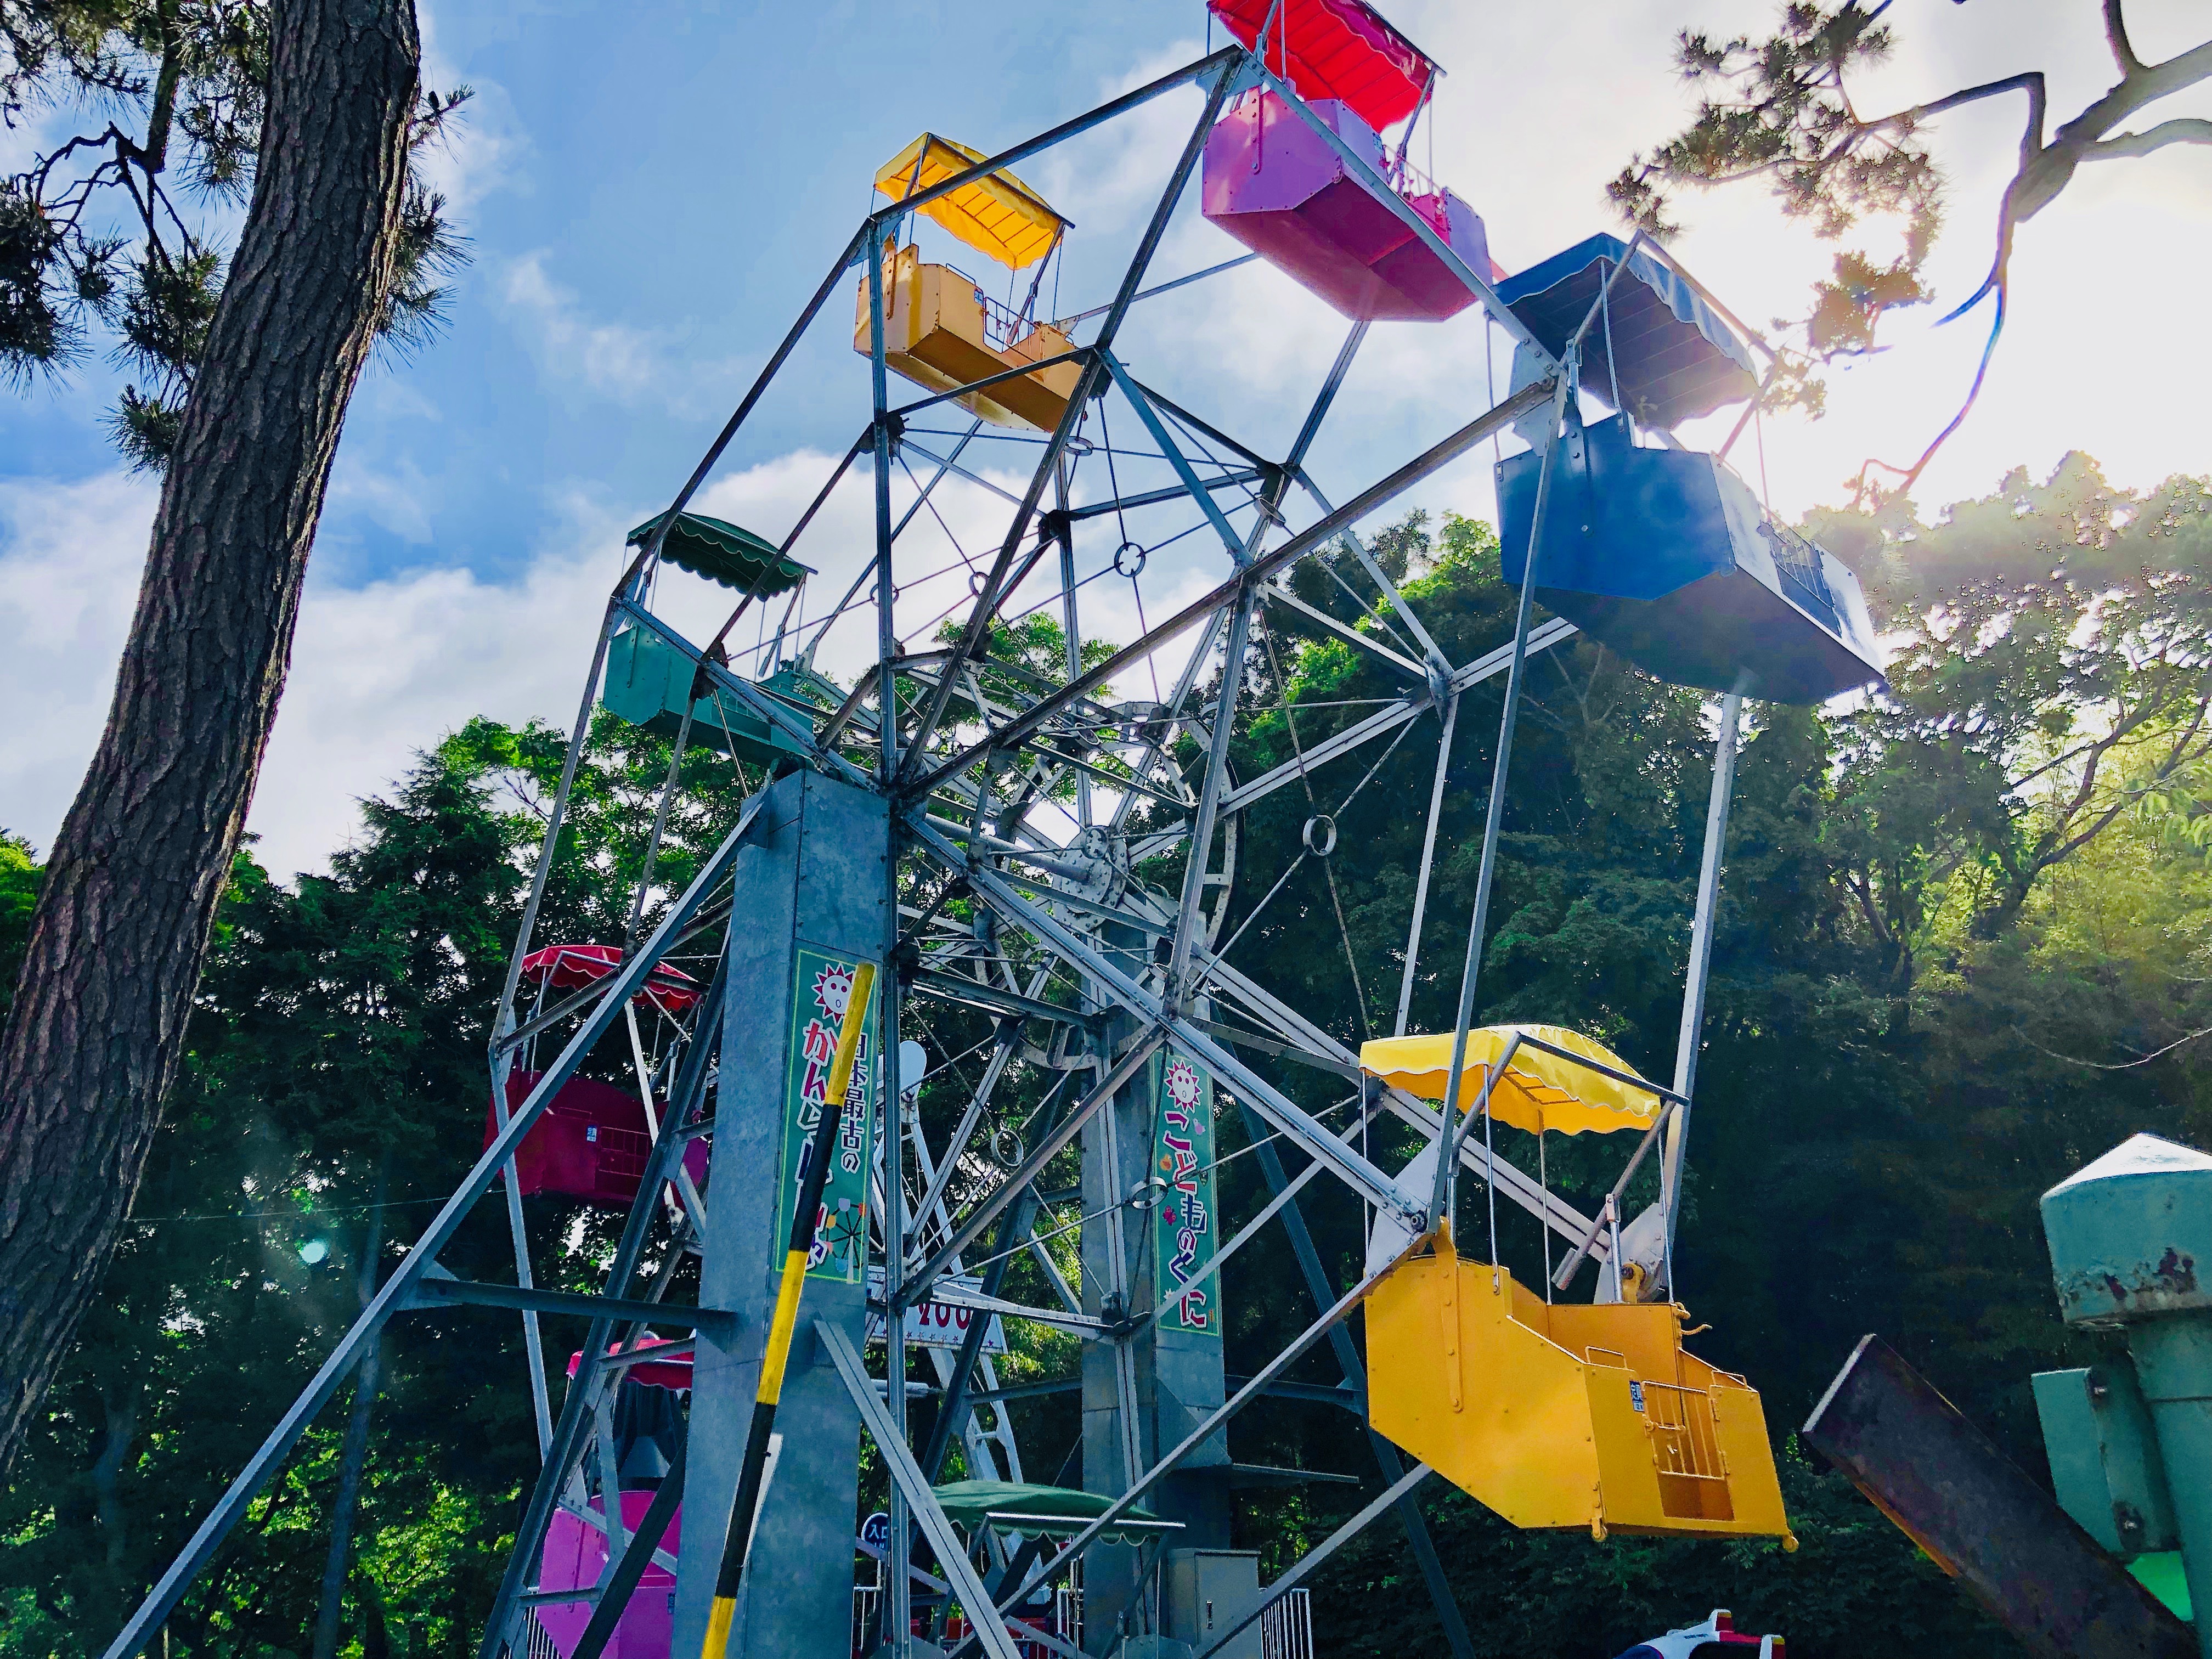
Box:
1194 1464 1435 1659
819 1319 1028 1659
404 1276 736 1339
911 815 1421 1224
968 1246 1414 1632
907 376 1559 801
1215 616 1578 819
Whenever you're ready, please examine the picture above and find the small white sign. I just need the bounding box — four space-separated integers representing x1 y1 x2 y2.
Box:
865 1268 1008 1353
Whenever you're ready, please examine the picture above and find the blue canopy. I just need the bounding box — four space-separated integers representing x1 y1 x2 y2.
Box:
1497 235 1758 430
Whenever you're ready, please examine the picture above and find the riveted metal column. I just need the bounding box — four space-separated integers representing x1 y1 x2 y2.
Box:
671 771 890 1659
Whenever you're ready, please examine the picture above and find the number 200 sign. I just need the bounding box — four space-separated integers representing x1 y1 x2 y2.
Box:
865 1268 1009 1353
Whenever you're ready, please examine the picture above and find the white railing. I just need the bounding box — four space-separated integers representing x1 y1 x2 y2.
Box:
1053 1585 1083 1652
852 1581 882 1657
522 1609 561 1659
1261 1587 1314 1659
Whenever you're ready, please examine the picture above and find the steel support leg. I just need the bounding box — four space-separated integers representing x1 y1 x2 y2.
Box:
1660 689 1742 1282
1429 381 1571 1243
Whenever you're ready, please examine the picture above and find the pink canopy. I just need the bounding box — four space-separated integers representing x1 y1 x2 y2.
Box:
1209 0 1437 132
520 942 701 1017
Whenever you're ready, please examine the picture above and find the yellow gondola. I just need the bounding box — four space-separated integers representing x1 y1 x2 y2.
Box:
854 135 1082 433
1360 1026 1796 1545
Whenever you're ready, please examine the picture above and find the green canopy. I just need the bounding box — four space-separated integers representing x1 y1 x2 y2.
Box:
627 511 811 595
929 1480 1176 1548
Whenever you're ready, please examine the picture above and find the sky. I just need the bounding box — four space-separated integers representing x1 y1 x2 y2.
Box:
3 0 2208 879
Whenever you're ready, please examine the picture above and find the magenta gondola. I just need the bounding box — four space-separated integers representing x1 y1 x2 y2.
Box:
1201 0 1492 321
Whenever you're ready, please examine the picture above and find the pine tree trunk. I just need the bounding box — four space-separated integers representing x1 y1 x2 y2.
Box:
0 0 420 1475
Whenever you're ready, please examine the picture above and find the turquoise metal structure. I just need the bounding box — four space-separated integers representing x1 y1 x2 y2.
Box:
2042 1136 2212 1655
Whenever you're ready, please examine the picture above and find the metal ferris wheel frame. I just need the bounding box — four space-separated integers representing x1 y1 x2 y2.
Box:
100 39 1752 1659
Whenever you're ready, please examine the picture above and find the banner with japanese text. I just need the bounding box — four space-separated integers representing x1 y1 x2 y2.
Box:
774 944 878 1283
1152 1049 1221 1336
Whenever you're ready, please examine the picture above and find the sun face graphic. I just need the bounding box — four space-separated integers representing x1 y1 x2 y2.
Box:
813 961 856 1020
1164 1059 1201 1111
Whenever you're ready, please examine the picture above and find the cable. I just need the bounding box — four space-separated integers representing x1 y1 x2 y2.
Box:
1257 614 1370 1036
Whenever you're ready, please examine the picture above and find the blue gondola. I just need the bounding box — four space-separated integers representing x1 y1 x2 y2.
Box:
1497 414 1885 706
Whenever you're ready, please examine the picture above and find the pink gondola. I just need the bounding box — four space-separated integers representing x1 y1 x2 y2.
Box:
1201 0 1494 321
532 1350 691 1658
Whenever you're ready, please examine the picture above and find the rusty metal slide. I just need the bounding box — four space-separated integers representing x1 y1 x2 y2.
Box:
1803 1334 2194 1659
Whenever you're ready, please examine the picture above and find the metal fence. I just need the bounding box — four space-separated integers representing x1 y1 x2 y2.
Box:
1260 1587 1314 1659
521 1609 561 1659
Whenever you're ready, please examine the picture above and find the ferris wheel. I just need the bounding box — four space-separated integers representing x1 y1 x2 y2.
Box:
101 5 1885 1658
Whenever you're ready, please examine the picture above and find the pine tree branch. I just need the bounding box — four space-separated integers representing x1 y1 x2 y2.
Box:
2102 0 2142 77
2088 117 2212 161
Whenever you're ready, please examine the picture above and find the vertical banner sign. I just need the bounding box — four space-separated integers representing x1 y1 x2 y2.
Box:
775 946 878 1282
1153 1051 1221 1336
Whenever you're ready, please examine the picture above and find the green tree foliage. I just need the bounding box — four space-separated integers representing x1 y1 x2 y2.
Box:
0 707 758 1656
1611 3 2212 499
0 0 470 465
0 831 39 1017
12 460 2212 1656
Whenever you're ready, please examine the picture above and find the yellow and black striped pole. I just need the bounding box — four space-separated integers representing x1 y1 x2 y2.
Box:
701 957 876 1659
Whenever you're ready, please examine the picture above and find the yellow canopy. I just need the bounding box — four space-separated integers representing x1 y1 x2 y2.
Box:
876 133 1065 271
1359 1025 1662 1137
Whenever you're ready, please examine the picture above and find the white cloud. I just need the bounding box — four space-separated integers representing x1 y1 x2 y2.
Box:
0 473 160 854
245 510 627 878
500 252 679 402
415 17 532 217
328 452 438 545
498 253 751 414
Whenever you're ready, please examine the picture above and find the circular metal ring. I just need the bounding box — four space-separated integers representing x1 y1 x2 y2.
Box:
969 568 989 595
1127 1175 1168 1211
991 1124 1025 1167
1065 436 1095 457
1115 541 1148 579
1303 814 1338 858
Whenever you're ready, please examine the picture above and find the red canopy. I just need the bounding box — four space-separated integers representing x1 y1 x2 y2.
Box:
520 943 701 1017
1210 0 1437 132
569 1341 695 1393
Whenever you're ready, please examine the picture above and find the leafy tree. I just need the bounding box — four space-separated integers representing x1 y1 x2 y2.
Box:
0 0 471 1480
1612 3 2212 499
1814 456 2212 990
0 712 758 1656
0 833 38 1018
